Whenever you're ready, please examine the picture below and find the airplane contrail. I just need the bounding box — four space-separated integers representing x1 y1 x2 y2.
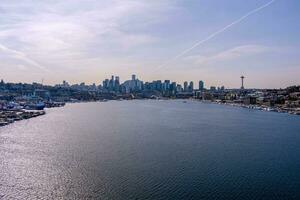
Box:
0 43 48 72
155 0 276 70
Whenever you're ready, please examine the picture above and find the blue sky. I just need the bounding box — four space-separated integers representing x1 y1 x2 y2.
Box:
0 0 299 88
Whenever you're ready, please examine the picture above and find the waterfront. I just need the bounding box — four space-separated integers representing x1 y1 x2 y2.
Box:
1 100 300 199
0 110 46 127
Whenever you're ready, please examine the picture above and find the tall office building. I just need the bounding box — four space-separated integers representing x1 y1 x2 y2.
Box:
155 80 162 91
170 82 176 92
132 74 136 81
109 75 115 90
103 79 109 90
115 76 120 83
189 81 194 92
176 84 182 92
123 75 143 93
184 81 188 92
199 80 204 91
163 80 170 92
115 76 120 92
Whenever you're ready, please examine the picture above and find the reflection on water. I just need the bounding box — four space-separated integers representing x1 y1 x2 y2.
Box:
1 100 300 199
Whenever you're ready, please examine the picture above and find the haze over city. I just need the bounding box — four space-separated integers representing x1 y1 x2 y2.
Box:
0 0 299 88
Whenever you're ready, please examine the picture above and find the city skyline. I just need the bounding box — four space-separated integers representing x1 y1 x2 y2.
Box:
1 0 300 88
0 74 257 90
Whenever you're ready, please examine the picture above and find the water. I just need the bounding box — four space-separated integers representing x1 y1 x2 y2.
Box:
1 100 300 200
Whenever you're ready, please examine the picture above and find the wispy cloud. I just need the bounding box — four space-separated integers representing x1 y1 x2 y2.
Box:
0 0 298 88
0 0 176 74
185 45 271 65
0 43 47 71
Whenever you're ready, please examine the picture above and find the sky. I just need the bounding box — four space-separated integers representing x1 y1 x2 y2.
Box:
0 0 299 88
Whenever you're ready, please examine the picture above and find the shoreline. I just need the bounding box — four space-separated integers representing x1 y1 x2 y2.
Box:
208 101 300 115
0 102 65 128
0 110 46 127
67 98 300 116
1 98 299 128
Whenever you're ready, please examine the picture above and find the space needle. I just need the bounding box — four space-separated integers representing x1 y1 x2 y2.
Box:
240 76 245 90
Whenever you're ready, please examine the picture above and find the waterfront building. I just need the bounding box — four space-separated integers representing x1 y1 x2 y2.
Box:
243 96 257 105
34 89 50 100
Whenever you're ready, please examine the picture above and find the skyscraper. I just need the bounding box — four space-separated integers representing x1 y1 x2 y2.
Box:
115 76 120 92
176 84 182 92
199 80 204 91
163 80 170 92
109 75 115 90
184 81 188 92
170 82 176 93
132 74 136 81
103 79 109 90
189 81 194 92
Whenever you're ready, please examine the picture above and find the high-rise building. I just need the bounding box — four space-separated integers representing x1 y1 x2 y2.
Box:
176 84 182 92
170 82 176 92
155 80 162 91
184 81 188 92
189 81 194 92
199 80 204 91
109 75 115 90
163 80 170 92
115 76 120 92
123 75 143 93
103 79 109 90
115 76 119 82
132 74 136 81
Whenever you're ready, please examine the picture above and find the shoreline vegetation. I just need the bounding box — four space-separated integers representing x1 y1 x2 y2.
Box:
1 98 299 128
